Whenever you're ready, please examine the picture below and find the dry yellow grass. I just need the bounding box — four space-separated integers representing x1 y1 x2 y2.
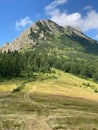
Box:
0 80 17 92
0 70 98 130
1 70 98 101
24 70 98 101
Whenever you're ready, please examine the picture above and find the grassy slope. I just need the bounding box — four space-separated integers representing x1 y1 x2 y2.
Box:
0 70 98 130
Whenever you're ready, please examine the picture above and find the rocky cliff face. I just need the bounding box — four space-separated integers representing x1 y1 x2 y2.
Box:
1 19 64 52
1 28 33 52
1 19 90 52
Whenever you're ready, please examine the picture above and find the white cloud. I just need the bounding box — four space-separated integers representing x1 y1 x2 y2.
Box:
83 5 92 10
15 17 33 30
51 10 98 31
81 10 98 31
45 0 67 12
51 9 81 26
45 1 98 32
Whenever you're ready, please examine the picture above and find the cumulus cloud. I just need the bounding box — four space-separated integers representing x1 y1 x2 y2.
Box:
51 9 81 26
81 10 98 31
16 17 33 30
45 1 98 33
50 9 98 31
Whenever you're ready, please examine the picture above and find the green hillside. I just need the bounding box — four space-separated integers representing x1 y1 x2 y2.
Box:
0 20 98 129
1 20 98 81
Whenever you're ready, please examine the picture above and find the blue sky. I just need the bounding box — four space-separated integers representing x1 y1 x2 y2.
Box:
0 0 98 47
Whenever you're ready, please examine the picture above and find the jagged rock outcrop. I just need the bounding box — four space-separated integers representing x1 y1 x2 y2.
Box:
1 19 64 52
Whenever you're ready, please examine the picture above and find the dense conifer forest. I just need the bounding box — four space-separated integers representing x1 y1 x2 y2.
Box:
1 48 98 82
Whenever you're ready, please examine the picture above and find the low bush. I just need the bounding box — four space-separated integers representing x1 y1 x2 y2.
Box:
13 82 25 92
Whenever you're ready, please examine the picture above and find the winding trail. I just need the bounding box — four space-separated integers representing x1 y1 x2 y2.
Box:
23 85 52 130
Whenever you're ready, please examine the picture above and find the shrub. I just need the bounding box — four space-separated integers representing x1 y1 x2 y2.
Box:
13 82 25 92
94 88 98 93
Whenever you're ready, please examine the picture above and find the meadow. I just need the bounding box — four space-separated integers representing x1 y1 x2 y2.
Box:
0 70 98 130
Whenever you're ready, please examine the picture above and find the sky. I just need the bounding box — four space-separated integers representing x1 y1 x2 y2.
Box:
0 0 98 47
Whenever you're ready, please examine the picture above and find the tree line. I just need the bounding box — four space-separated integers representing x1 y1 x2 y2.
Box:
0 50 98 82
0 50 50 78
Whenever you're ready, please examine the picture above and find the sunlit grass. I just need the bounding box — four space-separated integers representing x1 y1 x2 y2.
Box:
24 69 98 101
0 70 98 129
0 79 17 92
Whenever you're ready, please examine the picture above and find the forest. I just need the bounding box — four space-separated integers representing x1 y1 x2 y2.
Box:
0 49 98 82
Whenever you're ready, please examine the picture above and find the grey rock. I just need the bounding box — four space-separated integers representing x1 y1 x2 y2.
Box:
1 19 89 52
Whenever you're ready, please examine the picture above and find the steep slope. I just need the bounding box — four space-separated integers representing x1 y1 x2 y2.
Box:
1 20 63 52
1 20 98 130
1 19 98 81
1 19 98 54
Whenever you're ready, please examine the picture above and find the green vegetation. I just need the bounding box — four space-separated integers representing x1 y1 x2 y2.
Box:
1 40 98 83
13 82 25 92
1 20 98 129
1 22 98 82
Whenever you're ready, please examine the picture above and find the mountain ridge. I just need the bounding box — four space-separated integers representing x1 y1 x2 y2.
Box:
1 19 97 53
1 19 98 83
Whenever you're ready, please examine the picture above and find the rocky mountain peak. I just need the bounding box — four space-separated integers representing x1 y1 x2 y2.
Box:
32 19 64 34
1 19 64 52
1 19 89 52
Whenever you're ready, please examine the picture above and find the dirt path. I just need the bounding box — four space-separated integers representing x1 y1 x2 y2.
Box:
24 84 39 105
24 85 52 130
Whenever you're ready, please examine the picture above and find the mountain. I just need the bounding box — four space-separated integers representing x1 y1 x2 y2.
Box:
1 20 98 130
1 19 98 53
1 19 98 81
1 19 63 52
